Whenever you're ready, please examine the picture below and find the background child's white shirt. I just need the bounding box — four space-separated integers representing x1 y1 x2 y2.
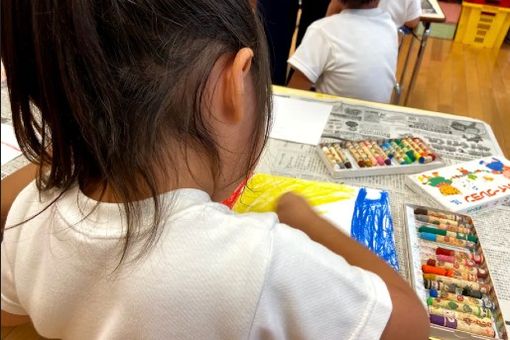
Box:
1 182 392 339
288 9 398 103
379 0 422 27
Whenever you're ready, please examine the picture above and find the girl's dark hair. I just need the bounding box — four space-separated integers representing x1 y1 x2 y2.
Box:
1 1 272 264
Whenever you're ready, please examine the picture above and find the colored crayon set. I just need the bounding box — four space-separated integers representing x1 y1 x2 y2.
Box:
404 205 508 339
318 136 443 178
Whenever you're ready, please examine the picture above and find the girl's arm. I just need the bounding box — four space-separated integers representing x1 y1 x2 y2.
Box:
277 192 430 340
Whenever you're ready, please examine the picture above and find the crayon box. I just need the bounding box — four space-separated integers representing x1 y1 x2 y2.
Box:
317 136 445 178
406 156 510 214
403 204 508 339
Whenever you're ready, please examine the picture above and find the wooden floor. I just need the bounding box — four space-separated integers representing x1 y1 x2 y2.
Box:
397 37 510 158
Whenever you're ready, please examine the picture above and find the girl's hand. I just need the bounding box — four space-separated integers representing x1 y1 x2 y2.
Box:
276 192 320 233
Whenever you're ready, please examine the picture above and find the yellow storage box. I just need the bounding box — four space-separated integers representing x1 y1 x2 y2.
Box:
455 2 510 49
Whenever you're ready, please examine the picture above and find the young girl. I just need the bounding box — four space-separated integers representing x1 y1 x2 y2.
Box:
1 1 429 338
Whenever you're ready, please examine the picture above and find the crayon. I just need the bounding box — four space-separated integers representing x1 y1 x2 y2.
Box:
428 306 494 329
429 314 495 337
422 263 478 283
427 297 493 319
424 279 484 299
413 137 437 161
420 247 483 269
384 141 408 164
451 271 481 283
345 142 365 167
422 252 456 264
391 141 412 164
428 306 493 325
367 141 390 165
328 146 346 169
404 137 435 164
332 144 352 169
366 141 386 166
422 262 479 283
415 214 466 228
419 232 476 249
400 139 420 161
371 141 392 165
420 223 472 235
423 274 491 294
419 244 478 266
321 146 342 170
428 289 496 310
362 141 384 166
380 142 395 159
418 226 478 243
356 142 378 167
414 208 473 225
425 259 489 279
416 214 475 231
404 137 425 154
422 264 454 277
436 247 484 266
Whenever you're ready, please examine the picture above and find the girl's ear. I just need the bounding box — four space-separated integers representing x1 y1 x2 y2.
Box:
223 48 254 124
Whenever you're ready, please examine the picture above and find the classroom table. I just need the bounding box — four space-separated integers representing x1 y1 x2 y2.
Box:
397 0 446 105
262 86 510 330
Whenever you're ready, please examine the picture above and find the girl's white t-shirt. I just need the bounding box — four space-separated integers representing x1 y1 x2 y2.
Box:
288 9 398 104
1 182 392 339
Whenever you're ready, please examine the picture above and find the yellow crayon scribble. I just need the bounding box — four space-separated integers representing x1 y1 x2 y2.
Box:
232 173 356 213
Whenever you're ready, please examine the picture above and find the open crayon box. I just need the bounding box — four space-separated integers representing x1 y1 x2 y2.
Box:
403 204 508 339
317 136 444 178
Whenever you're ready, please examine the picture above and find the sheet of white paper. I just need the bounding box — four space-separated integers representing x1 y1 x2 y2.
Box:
270 95 332 145
317 188 384 234
1 123 22 166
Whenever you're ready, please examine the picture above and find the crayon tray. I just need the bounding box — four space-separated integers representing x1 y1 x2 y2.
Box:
403 204 508 339
317 137 445 178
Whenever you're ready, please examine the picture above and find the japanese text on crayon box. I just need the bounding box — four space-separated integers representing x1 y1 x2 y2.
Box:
456 184 510 204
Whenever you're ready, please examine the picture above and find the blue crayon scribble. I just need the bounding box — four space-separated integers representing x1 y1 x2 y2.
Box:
350 188 399 271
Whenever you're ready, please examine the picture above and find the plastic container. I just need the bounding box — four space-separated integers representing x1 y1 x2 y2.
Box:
455 2 510 49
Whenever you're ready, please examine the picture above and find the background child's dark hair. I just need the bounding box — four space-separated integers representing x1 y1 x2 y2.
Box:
1 1 272 265
339 0 379 9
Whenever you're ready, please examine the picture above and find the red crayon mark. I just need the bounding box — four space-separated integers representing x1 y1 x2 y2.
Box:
464 184 510 203
222 175 251 209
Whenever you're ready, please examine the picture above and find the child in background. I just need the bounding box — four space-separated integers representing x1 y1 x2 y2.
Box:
287 0 398 103
1 1 428 339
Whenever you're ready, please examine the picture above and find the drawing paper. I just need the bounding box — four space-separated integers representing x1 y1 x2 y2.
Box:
270 95 332 145
231 173 399 271
1 123 22 166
